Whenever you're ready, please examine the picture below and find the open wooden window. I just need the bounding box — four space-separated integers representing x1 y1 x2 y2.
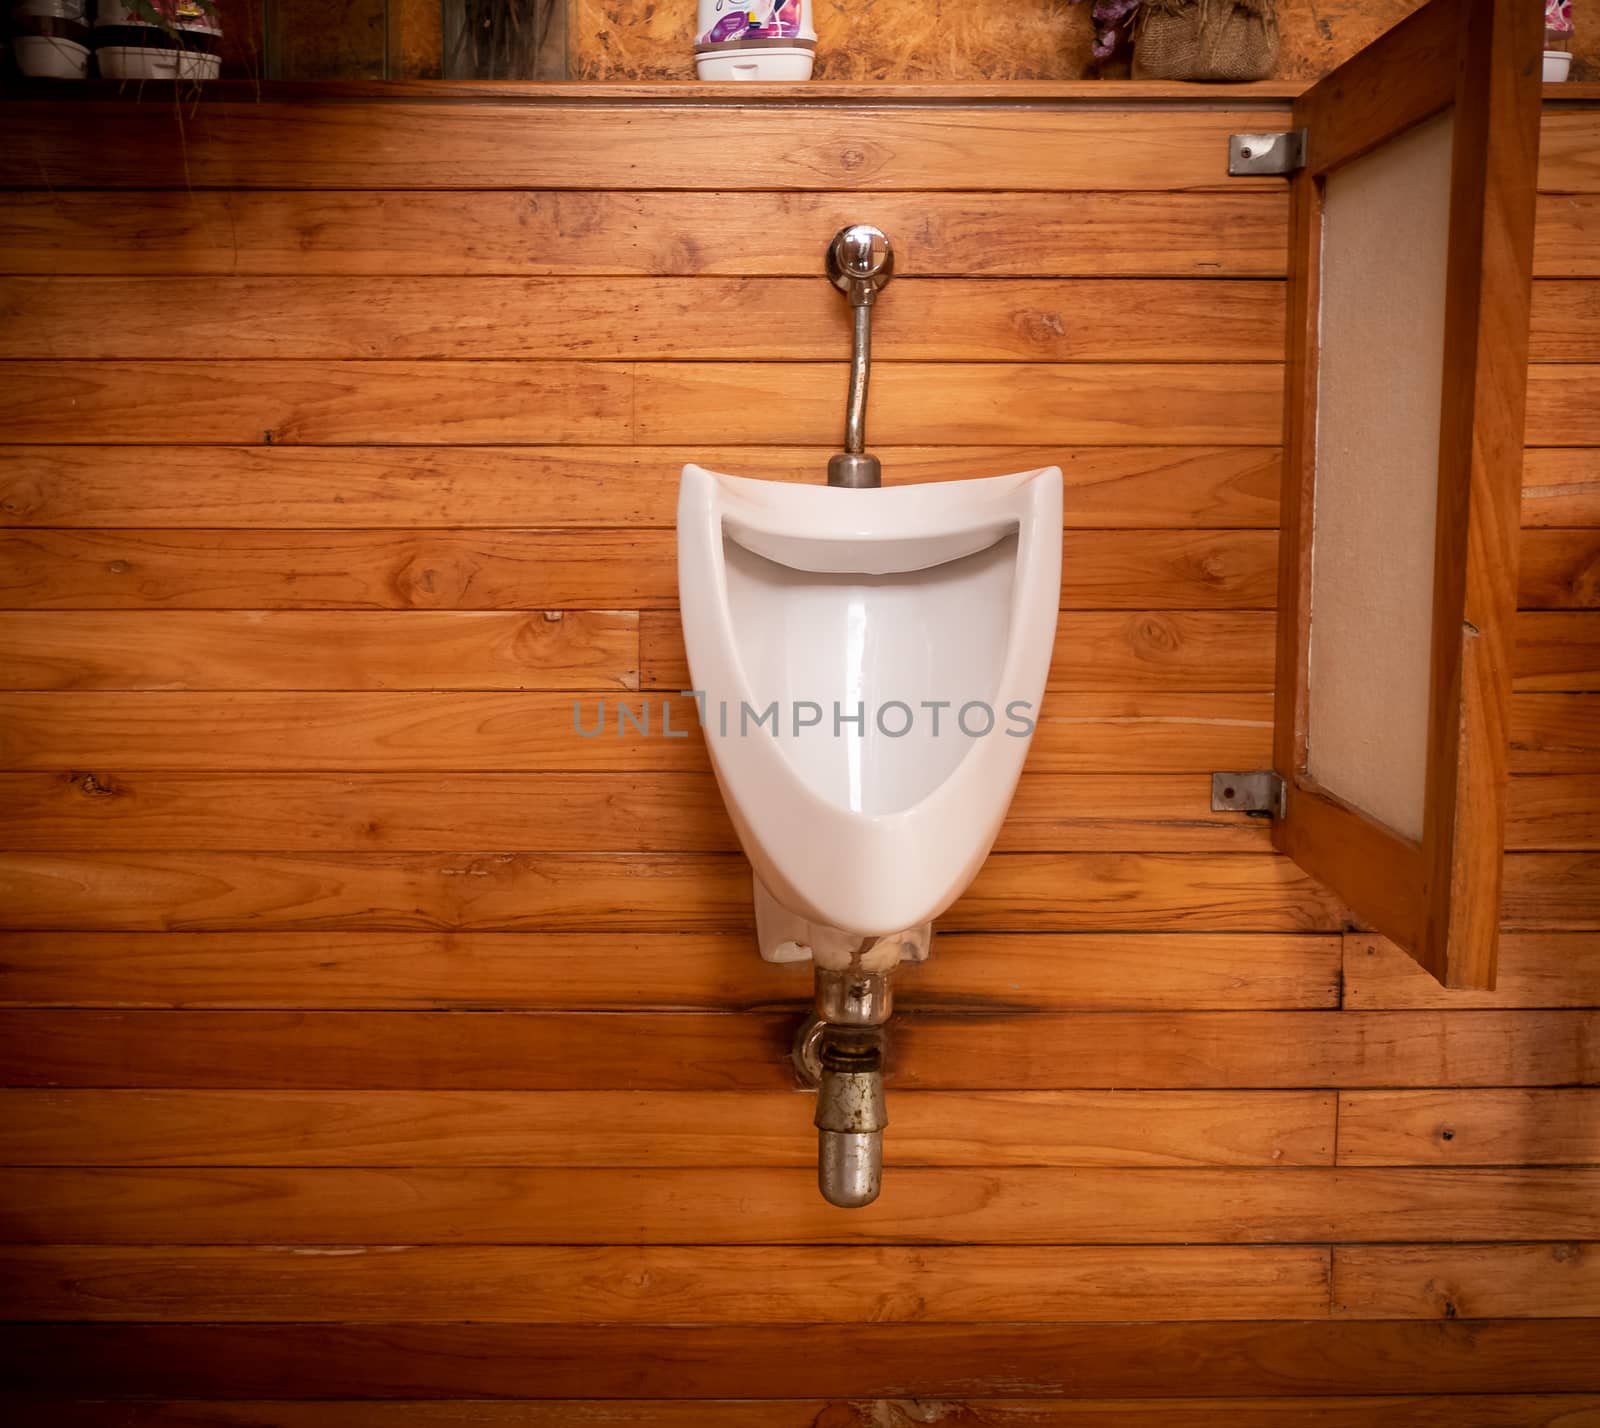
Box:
1270 0 1542 988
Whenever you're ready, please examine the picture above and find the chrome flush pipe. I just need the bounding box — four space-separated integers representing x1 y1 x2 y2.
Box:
825 224 894 489
794 962 894 1207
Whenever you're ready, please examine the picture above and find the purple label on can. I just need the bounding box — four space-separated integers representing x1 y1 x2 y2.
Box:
699 0 802 44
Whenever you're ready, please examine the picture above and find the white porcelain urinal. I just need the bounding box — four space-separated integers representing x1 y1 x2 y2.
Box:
677 463 1063 965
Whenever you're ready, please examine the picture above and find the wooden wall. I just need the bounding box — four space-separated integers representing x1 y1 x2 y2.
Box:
0 88 1598 1421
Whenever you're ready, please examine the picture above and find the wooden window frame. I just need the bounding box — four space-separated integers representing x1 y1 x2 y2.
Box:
1272 0 1543 989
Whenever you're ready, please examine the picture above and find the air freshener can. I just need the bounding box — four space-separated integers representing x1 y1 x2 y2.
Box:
695 0 817 80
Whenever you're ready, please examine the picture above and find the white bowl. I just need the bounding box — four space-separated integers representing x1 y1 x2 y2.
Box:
1544 49 1572 82
15 34 89 78
96 45 221 81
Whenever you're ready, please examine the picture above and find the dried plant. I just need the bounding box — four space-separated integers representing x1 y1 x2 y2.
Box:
446 0 558 79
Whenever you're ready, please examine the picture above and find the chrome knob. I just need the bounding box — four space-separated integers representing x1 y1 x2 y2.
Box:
827 224 894 304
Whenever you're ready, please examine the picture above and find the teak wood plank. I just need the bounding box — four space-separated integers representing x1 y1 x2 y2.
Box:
1517 528 1600 606
1338 1089 1600 1166
0 362 636 445
0 1010 1588 1091
2 1321 1598 1398
1531 281 1600 361
1510 694 1600 771
0 930 1339 1012
0 771 1270 854
0 361 1286 446
0 611 640 691
0 277 1288 363
0 1244 1332 1323
0 104 1280 192
0 190 1293 277
22 1398 1600 1428
1502 852 1600 928
0 529 1281 612
1540 110 1600 194
1507 774 1600 848
1535 192 1600 275
641 610 1280 691
0 690 1276 776
1522 448 1600 527
0 445 1284 530
0 849 1346 933
3 1167 1598 1245
1528 365 1600 444
1332 1243 1600 1319
1512 612 1600 690
0 1088 1335 1168
1343 932 1600 1009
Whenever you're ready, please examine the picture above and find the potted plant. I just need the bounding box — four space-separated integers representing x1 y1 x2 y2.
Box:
94 0 222 80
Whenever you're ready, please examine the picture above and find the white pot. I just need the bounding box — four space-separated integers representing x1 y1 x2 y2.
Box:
96 44 221 80
15 34 90 78
1544 49 1573 81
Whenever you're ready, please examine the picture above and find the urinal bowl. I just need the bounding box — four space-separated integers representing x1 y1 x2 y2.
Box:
677 463 1064 959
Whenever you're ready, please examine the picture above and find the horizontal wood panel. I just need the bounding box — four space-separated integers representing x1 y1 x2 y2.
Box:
0 1010 1587 1090
1527 366 1600 445
0 445 1285 530
1518 528 1600 607
0 1088 1334 1168
1342 933 1600 1009
3 1166 1597 1245
1536 192 1600 275
1522 448 1600 527
0 930 1339 1011
0 771 1265 854
1540 111 1600 194
0 772 1589 854
1508 613 1600 691
0 529 1281 612
1502 852 1600 929
0 190 1295 278
1509 694 1600 772
643 610 1280 691
23 1398 1600 1428
0 1244 1332 1323
0 105 1280 192
0 361 1287 446
1338 1090 1600 1166
0 611 640 691
1333 1244 1600 1319
1531 282 1600 361
0 850 1348 932
0 277 1287 363
4 1320 1599 1398
0 690 1277 775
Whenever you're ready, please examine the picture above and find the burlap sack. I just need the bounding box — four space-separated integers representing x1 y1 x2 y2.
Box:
1131 0 1280 81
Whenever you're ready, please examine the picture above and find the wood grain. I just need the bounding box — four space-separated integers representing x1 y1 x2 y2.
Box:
0 361 1286 446
0 529 1280 612
22 1398 1600 1428
642 611 1280 691
0 277 1287 362
0 104 1281 192
1510 694 1600 772
0 445 1284 530
0 771 1270 854
0 1010 1588 1090
0 1244 1333 1322
1522 449 1600 527
0 690 1277 775
1333 1243 1600 1319
0 611 640 691
0 190 1294 277
3 1166 1598 1245
1338 1089 1600 1165
1343 932 1600 1009
4 1321 1598 1398
0 1088 1337 1168
0 930 1340 1012
1517 529 1600 606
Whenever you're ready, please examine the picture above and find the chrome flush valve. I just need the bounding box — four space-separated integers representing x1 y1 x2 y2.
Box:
825 224 894 489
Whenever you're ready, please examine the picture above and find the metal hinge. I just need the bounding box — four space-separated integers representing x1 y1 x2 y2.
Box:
1211 770 1285 820
1228 129 1307 177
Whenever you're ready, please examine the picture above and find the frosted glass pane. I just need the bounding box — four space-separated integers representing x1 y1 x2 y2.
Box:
1307 110 1454 843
